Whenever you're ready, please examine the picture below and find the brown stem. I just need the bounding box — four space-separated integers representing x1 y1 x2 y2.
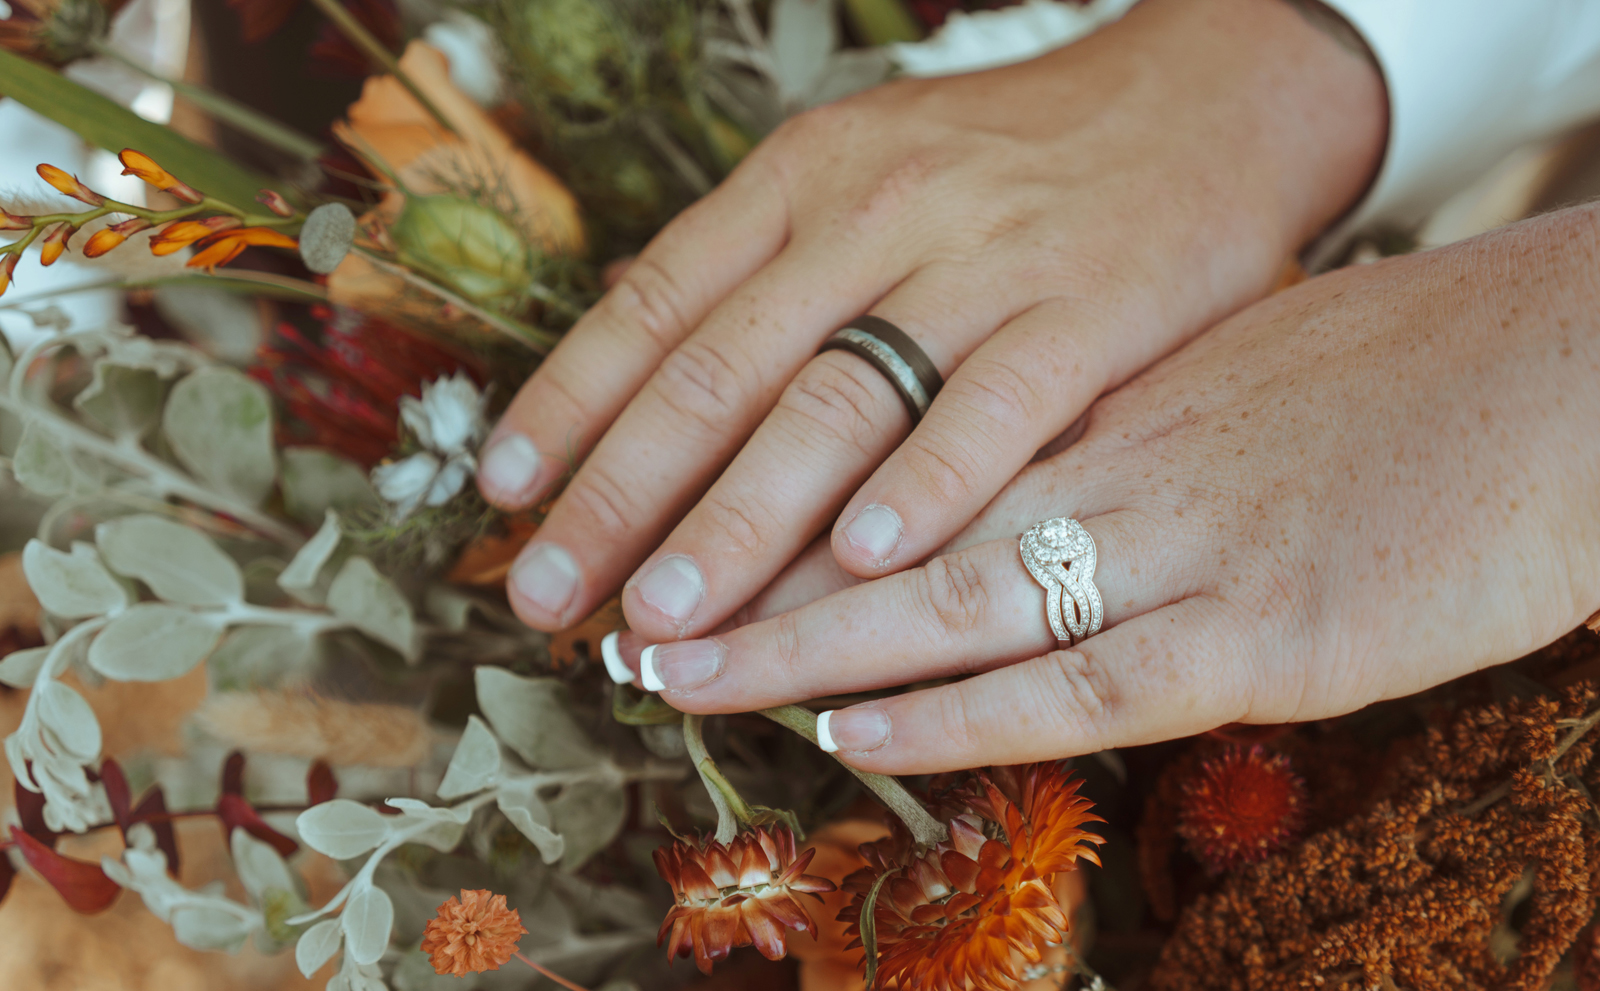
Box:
305 0 458 137
514 951 593 991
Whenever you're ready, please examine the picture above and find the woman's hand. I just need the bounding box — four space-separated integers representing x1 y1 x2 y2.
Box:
478 0 1386 636
639 205 1600 774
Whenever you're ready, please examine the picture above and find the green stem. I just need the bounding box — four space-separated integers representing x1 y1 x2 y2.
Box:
305 0 459 138
760 705 948 847
3 193 300 259
683 714 739 845
89 39 323 162
352 248 560 352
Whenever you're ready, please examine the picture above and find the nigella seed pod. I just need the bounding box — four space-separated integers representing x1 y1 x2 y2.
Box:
390 195 536 304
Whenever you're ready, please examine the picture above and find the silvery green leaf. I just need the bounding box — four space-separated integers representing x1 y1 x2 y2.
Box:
96 514 244 606
209 625 315 691
496 776 565 864
342 885 395 966
171 901 260 952
13 421 81 497
0 331 11 382
474 668 599 770
296 799 392 859
87 604 225 681
231 827 298 905
74 364 166 442
300 203 357 275
0 646 50 688
327 557 416 659
392 947 479 991
281 448 379 527
436 716 500 799
547 777 627 871
423 585 479 632
37 680 101 762
296 918 344 977
279 509 342 605
23 539 127 618
412 818 468 853
152 286 263 365
382 798 474 822
162 367 277 506
770 0 838 101
810 48 892 107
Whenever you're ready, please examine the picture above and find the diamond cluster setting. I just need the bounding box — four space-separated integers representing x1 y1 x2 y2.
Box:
1019 517 1103 645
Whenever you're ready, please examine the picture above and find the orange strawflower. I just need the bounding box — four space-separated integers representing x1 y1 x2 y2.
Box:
840 762 1104 991
83 217 152 258
149 216 241 256
186 227 297 270
37 163 104 206
1176 744 1306 875
421 889 528 976
654 825 838 975
118 149 203 204
38 222 72 266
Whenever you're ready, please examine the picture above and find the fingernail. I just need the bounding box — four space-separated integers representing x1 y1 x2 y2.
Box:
633 555 705 632
479 434 543 505
640 639 725 693
841 504 903 566
600 631 633 684
510 543 579 619
816 708 891 753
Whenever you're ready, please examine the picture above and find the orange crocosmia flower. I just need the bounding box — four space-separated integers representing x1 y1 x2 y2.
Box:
186 226 297 270
37 164 105 206
83 217 153 259
655 825 838 976
0 254 19 297
839 762 1105 991
421 889 528 976
1 208 30 231
38 223 73 266
149 216 241 256
118 149 203 204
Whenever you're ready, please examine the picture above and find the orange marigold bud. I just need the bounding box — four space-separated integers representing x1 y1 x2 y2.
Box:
256 189 295 217
0 254 19 298
148 216 241 256
118 149 203 205
421 889 527 976
37 164 105 206
39 223 73 266
186 226 298 270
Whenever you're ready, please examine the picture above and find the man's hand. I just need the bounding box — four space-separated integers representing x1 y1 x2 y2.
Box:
479 0 1386 637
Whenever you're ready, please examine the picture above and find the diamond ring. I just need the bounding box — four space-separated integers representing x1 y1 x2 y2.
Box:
1020 517 1104 645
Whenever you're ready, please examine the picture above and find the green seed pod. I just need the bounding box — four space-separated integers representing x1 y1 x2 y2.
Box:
390 195 535 305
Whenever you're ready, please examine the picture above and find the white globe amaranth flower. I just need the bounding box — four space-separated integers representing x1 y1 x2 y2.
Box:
375 373 488 519
891 0 1141 78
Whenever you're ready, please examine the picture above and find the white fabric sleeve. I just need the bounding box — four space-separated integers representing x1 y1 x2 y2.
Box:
1310 0 1600 265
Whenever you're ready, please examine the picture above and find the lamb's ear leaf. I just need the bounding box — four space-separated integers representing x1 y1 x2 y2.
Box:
0 48 293 208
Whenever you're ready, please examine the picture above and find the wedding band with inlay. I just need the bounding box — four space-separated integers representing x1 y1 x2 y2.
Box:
817 315 943 423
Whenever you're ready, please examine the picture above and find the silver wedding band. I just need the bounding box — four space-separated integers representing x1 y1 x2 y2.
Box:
1020 517 1104 645
818 316 943 423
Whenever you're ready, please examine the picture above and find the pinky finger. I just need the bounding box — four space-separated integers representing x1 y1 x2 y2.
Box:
816 597 1255 775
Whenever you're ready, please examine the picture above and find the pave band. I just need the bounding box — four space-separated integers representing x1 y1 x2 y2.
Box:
1020 517 1104 645
818 316 943 422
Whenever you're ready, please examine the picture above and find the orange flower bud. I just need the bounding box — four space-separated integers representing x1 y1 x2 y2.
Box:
39 223 73 267
255 189 295 217
118 149 203 205
37 164 105 206
186 226 299 270
149 216 241 256
82 228 125 258
0 254 19 298
0 209 32 231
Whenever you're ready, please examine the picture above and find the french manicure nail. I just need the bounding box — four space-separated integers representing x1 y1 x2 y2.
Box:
633 554 705 632
478 433 543 504
841 504 903 566
510 543 579 619
640 639 725 693
600 631 633 684
816 707 891 753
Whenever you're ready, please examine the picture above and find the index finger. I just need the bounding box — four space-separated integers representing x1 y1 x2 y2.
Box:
476 155 790 508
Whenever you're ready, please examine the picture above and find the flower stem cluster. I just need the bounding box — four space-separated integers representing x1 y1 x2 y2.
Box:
0 149 302 297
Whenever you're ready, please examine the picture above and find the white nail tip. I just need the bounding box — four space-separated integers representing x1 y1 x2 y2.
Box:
600 631 632 684
816 710 839 753
640 645 665 693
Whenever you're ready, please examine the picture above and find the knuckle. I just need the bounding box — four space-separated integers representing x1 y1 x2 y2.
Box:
561 461 642 534
913 553 991 642
1038 648 1117 732
935 687 981 762
605 257 694 352
650 338 752 436
771 611 806 695
947 357 1048 434
901 432 985 506
697 492 775 560
776 358 892 457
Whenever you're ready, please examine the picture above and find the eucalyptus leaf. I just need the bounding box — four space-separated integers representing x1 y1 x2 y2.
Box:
326 557 416 659
496 776 566 864
279 510 342 606
96 514 244 606
342 885 395 966
296 918 344 978
87 604 225 681
437 716 501 800
74 364 166 442
475 668 600 770
162 367 277 506
281 448 378 526
0 646 49 688
299 204 357 275
547 778 627 870
22 539 127 618
209 624 315 691
296 800 392 859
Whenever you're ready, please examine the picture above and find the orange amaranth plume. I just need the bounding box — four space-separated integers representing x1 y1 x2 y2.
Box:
1176 744 1306 875
839 761 1104 991
654 825 837 975
421 888 528 976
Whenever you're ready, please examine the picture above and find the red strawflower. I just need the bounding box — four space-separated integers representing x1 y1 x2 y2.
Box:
1176 744 1306 875
654 825 837 975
